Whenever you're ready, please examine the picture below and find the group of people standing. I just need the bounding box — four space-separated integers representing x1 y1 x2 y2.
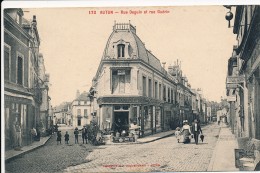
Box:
175 119 203 145
56 126 88 145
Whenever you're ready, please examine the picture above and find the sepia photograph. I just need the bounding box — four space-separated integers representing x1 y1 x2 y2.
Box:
2 1 260 172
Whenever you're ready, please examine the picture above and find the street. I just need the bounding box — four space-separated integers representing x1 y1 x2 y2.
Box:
5 123 220 172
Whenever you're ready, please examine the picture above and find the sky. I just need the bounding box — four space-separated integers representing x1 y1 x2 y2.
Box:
22 5 237 106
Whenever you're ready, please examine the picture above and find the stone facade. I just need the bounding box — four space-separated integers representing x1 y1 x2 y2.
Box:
4 8 50 149
71 91 92 128
226 6 260 140
88 22 212 137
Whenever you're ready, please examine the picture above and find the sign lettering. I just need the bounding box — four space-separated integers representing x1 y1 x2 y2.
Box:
226 76 245 84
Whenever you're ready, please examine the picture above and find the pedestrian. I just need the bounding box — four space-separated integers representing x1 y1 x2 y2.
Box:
11 121 17 149
81 126 86 144
57 131 62 145
84 127 88 144
191 119 203 145
54 123 59 132
15 121 22 149
82 126 88 144
180 120 192 144
31 127 37 141
175 127 181 143
74 127 79 144
64 131 69 144
218 120 220 125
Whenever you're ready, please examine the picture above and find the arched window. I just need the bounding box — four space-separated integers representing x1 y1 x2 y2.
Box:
117 44 125 58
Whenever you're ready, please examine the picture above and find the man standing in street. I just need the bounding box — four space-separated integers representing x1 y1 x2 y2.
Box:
191 119 203 145
74 127 79 144
81 126 87 144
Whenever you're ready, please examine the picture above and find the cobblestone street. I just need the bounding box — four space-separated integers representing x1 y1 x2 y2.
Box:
5 127 97 173
5 123 220 172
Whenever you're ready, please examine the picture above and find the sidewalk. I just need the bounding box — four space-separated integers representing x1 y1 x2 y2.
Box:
207 124 239 171
5 136 52 162
104 130 175 145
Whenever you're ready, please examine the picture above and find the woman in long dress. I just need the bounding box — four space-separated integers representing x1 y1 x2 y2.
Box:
181 120 192 143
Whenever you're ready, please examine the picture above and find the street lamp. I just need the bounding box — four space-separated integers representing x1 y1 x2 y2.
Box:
224 5 234 28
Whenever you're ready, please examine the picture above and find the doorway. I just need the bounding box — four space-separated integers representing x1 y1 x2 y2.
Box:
114 112 129 125
77 118 81 126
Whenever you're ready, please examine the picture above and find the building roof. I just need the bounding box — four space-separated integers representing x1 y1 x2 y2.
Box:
102 22 163 72
53 102 71 112
75 91 90 101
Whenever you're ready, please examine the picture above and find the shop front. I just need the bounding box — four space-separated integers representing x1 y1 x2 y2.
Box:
4 92 37 150
97 96 163 141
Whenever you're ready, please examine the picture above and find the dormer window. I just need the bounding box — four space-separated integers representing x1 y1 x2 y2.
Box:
117 44 125 58
16 13 22 25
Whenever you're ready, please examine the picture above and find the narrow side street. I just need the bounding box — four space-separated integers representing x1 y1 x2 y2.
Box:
5 123 220 173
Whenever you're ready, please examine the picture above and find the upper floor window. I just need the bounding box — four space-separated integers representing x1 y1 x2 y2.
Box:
148 79 152 97
17 55 23 85
4 45 11 81
84 109 88 118
159 84 162 100
111 69 131 94
154 82 158 99
142 76 147 96
163 85 166 101
171 89 174 103
117 44 125 58
77 109 81 116
168 87 171 103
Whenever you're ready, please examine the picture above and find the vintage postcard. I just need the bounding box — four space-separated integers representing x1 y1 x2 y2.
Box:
2 1 260 172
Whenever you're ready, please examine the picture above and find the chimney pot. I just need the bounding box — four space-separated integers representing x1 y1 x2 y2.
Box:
162 62 166 69
33 15 36 22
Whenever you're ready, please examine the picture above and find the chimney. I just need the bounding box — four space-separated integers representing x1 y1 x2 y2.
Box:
33 15 36 22
162 62 166 69
76 90 80 99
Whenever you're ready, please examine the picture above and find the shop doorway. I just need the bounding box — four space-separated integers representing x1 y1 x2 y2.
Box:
114 112 129 125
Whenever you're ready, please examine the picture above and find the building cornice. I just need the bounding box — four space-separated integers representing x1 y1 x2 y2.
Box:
4 13 32 40
4 28 29 48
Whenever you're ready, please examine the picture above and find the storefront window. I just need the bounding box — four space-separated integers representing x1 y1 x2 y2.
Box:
144 106 151 130
132 107 138 123
156 107 161 126
122 105 129 110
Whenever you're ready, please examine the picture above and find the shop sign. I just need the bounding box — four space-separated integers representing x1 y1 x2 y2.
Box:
117 69 125 75
226 76 245 84
227 96 236 102
5 95 32 104
226 84 238 89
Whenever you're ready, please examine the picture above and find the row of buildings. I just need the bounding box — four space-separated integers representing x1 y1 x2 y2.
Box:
53 22 219 137
225 5 260 162
4 8 51 149
52 91 91 127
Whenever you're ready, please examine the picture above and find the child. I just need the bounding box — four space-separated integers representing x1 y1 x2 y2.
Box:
74 127 79 144
57 131 62 145
175 127 181 143
65 131 69 144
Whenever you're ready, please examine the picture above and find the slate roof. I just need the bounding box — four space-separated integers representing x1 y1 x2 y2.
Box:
75 91 90 101
102 23 163 73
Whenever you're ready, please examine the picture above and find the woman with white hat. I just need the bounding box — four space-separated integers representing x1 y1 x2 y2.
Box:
180 120 192 143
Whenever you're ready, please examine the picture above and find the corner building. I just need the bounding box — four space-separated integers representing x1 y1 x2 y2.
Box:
91 22 178 136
